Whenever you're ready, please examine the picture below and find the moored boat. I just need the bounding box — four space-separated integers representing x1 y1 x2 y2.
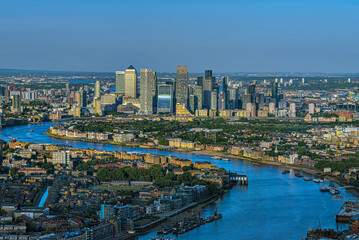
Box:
303 177 312 181
295 173 303 177
313 179 323 183
320 187 330 192
282 170 290 174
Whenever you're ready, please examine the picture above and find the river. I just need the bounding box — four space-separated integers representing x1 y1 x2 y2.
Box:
0 122 354 240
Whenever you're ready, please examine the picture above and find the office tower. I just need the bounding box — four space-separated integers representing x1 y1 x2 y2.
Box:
125 65 137 98
222 76 228 109
203 70 215 109
242 94 252 109
197 76 203 87
302 78 305 84
152 71 158 112
176 66 188 106
157 83 174 113
95 80 101 99
193 86 203 110
247 83 256 103
218 91 226 110
348 78 351 83
80 90 87 107
210 90 218 110
228 88 239 109
11 94 21 112
115 71 125 95
140 69 154 114
271 81 278 101
205 70 212 80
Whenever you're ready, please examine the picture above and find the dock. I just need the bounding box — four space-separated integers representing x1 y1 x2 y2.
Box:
336 201 359 223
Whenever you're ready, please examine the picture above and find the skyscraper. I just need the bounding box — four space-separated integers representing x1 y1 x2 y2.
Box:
125 65 137 98
115 71 125 95
203 70 215 109
193 86 203 110
197 76 203 87
152 71 158 112
157 83 174 113
210 90 218 110
11 94 21 112
80 90 87 107
271 81 278 101
176 66 188 106
222 76 228 109
140 69 154 114
247 83 256 103
95 80 101 99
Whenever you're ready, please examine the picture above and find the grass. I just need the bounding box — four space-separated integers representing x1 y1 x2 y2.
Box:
92 185 144 192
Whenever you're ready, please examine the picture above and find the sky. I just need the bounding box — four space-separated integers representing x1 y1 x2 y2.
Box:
0 0 359 73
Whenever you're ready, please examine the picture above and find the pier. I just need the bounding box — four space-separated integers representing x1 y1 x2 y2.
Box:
230 173 248 185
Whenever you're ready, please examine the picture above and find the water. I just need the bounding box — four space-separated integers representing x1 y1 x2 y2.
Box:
0 122 354 239
38 186 50 207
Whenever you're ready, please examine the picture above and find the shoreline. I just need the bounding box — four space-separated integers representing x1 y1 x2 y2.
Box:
45 131 359 198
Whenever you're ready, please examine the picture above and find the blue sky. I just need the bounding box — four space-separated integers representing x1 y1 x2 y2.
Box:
0 0 358 73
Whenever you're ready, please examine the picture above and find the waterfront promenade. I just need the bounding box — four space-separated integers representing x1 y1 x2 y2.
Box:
0 122 355 240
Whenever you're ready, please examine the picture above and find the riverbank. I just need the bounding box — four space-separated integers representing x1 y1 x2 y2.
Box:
192 149 359 198
45 131 359 198
45 131 176 151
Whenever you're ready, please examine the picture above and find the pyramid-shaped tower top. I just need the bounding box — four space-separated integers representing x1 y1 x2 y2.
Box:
127 65 135 70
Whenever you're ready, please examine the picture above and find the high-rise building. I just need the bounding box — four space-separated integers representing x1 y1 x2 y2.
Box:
197 76 203 87
176 66 188 106
66 83 70 96
269 102 275 114
152 71 158 112
116 71 125 95
271 81 278 101
95 80 101 99
222 76 228 109
193 86 203 110
157 83 173 113
125 65 137 98
203 70 215 109
210 90 218 110
80 90 87 107
247 83 256 103
11 94 21 112
309 103 315 114
140 69 154 114
52 151 71 166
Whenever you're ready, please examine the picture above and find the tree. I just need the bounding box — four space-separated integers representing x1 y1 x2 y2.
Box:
209 183 218 194
158 137 169 146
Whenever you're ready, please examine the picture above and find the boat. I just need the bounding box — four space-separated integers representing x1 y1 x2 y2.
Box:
320 187 330 192
30 129 34 132
295 173 303 177
252 162 261 166
313 179 323 183
303 177 312 181
222 158 230 161
282 170 290 174
212 156 222 160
